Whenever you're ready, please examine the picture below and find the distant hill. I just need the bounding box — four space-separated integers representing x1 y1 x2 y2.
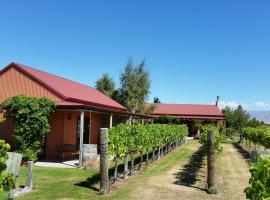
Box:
248 111 270 125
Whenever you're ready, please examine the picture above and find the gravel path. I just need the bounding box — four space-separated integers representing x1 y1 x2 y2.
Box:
127 142 250 200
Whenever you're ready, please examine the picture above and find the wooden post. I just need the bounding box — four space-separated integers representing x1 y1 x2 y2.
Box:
128 115 132 125
207 130 217 193
124 153 129 179
89 112 92 144
99 128 109 194
79 111 85 168
109 114 113 129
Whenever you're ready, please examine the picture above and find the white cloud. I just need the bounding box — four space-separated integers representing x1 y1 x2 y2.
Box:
241 103 249 109
218 101 238 109
218 100 249 110
254 101 269 109
216 100 270 110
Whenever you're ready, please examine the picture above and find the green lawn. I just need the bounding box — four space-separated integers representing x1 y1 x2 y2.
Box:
16 142 193 200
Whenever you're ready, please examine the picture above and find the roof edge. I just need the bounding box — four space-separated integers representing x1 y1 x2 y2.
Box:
1 62 128 112
151 113 224 117
146 102 219 107
3 62 67 100
65 98 128 112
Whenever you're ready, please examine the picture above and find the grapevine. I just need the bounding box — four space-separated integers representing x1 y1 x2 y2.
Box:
108 124 188 180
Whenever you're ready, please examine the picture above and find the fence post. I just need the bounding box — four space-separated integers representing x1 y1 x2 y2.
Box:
124 153 129 179
207 130 217 194
99 128 109 195
26 161 33 190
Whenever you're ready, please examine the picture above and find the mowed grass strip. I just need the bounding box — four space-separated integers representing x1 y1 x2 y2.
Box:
16 140 198 200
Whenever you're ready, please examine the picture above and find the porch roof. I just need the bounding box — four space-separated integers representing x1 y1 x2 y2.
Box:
57 101 154 119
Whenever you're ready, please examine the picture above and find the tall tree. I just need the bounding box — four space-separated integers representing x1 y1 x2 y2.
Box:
222 106 236 129
153 97 161 103
222 105 250 131
95 74 115 97
234 105 249 130
139 104 157 115
118 59 150 112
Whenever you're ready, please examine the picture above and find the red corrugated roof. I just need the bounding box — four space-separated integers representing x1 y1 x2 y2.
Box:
148 103 224 119
1 63 128 112
178 116 224 120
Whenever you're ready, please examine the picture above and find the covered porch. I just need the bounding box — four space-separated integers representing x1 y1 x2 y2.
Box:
45 106 152 168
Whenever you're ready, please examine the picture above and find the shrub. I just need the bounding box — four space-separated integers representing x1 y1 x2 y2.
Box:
0 140 10 172
109 124 188 179
199 124 223 155
0 95 56 161
153 115 179 124
23 148 39 162
242 126 270 149
0 140 15 198
244 155 270 200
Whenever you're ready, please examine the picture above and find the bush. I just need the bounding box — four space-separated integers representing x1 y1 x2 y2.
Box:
109 124 188 159
0 140 15 199
153 115 179 124
199 124 223 155
108 124 188 179
244 155 270 200
242 126 270 149
22 148 40 162
0 95 56 161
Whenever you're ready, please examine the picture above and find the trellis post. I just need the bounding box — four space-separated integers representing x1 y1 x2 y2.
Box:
79 110 85 168
99 128 109 194
207 130 217 194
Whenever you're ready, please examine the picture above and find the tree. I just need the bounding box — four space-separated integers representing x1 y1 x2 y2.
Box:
222 106 236 130
95 73 115 97
153 97 161 103
234 105 249 131
246 118 264 127
117 59 151 112
222 105 250 132
138 104 157 115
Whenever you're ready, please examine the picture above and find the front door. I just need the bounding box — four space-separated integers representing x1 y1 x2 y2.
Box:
77 117 90 146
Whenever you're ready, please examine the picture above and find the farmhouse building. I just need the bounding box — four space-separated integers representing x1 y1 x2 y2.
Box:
0 62 138 162
149 103 224 136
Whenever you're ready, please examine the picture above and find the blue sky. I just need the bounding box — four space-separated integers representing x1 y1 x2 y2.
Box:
0 0 269 110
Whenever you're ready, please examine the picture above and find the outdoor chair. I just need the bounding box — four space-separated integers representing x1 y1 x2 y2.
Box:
56 144 79 160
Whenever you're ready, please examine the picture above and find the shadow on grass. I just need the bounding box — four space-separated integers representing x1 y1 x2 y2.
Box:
74 166 119 191
75 147 180 192
174 145 207 191
74 173 100 191
74 153 153 192
233 143 250 163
